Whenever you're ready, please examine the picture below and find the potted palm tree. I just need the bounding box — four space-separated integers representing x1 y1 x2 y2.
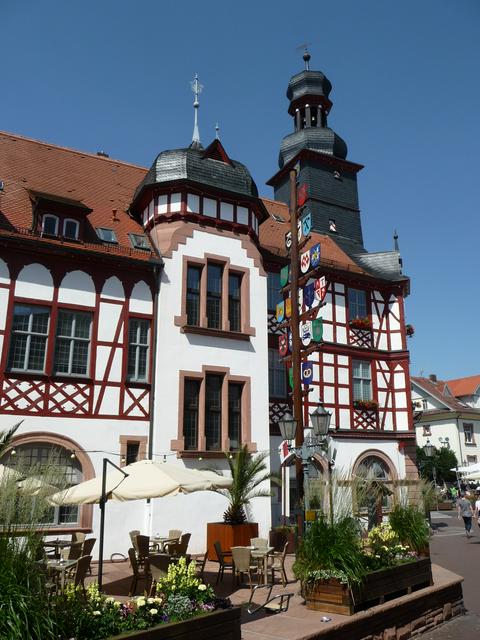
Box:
206 445 276 560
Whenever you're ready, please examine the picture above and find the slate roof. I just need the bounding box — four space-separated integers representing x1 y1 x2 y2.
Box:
259 197 407 284
133 145 259 202
279 128 348 168
0 130 155 263
287 70 332 103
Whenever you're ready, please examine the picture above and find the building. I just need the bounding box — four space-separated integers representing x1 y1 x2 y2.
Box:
413 374 480 468
0 57 418 553
263 53 417 520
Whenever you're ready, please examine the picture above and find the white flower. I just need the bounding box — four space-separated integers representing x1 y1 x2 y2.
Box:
147 597 155 604
92 610 101 616
198 584 207 591
105 597 115 604
113 601 121 608
137 598 146 607
149 608 158 615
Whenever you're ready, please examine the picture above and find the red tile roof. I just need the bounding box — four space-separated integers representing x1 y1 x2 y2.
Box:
0 130 154 262
411 376 471 412
445 375 480 398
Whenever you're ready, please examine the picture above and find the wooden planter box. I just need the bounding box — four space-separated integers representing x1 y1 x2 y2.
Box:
304 558 433 616
206 522 258 561
108 607 241 640
437 501 453 511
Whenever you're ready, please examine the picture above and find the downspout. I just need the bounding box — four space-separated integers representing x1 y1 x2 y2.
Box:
455 413 464 467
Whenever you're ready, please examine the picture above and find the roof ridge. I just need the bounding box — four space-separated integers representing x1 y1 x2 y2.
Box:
260 195 289 206
0 130 147 171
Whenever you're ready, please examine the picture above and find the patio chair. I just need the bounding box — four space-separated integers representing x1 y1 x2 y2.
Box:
213 541 233 584
81 538 96 574
64 555 92 595
269 542 289 587
129 530 141 553
71 532 86 545
250 537 268 549
148 554 172 596
246 584 294 615
231 546 259 591
62 541 83 561
128 547 151 596
168 529 182 542
136 534 150 564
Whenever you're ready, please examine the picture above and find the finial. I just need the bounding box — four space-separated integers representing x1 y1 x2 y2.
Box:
215 122 220 140
393 229 399 252
190 74 203 148
303 48 311 71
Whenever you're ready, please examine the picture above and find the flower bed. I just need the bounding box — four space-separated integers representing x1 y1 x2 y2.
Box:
349 317 372 330
353 400 378 411
53 558 236 640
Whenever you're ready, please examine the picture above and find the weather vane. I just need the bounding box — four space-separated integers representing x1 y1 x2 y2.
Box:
190 74 203 147
296 42 312 70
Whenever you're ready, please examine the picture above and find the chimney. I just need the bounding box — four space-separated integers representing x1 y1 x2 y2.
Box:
97 150 109 158
429 374 437 382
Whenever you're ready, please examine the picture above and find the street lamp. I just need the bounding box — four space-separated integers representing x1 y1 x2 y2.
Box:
279 404 334 526
423 439 438 512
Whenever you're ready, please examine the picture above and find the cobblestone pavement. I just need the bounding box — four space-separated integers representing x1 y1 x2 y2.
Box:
417 613 480 638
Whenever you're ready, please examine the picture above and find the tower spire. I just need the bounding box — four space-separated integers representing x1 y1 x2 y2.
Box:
190 74 203 149
215 122 220 140
393 229 399 252
303 48 311 71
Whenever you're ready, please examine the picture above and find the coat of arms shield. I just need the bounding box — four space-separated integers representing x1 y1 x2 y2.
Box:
300 250 311 274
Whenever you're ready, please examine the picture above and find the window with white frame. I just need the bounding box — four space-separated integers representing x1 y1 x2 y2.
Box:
63 218 80 240
352 359 372 401
53 310 92 376
464 423 475 445
8 304 50 372
467 455 477 465
127 318 150 382
42 214 59 236
423 425 432 437
268 348 287 398
348 288 367 319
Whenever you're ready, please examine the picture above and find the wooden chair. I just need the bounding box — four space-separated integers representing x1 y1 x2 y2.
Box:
62 541 83 561
213 541 233 584
269 542 289 587
72 555 92 593
129 530 141 553
136 534 150 565
231 546 258 591
82 538 96 574
168 529 182 542
193 551 208 579
128 547 151 596
148 554 172 596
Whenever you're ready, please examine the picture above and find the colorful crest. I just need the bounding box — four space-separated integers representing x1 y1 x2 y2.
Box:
301 211 312 237
288 367 294 390
303 282 315 309
301 361 314 385
297 287 303 313
280 265 289 287
300 320 312 347
300 250 311 274
288 331 293 351
314 276 327 302
278 334 288 357
312 317 323 342
275 301 285 322
297 219 302 242
285 231 292 251
297 183 308 207
285 297 292 318
310 243 321 268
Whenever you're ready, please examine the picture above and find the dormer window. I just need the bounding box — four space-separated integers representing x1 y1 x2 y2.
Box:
96 227 118 244
63 218 79 240
42 214 59 236
129 233 150 250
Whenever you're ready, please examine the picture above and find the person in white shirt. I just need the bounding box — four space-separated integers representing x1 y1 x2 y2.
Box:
474 494 480 529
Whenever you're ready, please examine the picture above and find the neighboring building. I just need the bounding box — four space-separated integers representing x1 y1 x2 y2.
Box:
0 57 419 552
413 374 480 468
263 55 417 522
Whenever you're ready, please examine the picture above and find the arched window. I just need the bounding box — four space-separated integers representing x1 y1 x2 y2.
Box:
355 454 394 512
1 442 83 526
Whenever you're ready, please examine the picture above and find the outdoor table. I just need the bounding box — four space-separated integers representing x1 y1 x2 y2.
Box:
151 536 178 552
250 546 274 584
46 558 77 592
43 538 72 559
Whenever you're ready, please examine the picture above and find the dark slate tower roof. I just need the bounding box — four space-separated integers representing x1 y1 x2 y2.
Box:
133 144 259 202
280 127 348 167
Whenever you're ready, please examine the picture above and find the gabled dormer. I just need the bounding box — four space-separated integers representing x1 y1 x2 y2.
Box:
30 190 92 242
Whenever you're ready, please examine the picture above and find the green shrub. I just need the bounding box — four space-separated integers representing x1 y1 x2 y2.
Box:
388 503 430 553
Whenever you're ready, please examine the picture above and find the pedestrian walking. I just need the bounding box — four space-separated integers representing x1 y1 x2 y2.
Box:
457 492 474 537
474 494 480 530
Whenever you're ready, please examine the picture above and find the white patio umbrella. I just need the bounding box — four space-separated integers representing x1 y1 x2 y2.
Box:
48 458 232 588
451 462 480 474
48 459 231 504
461 471 480 482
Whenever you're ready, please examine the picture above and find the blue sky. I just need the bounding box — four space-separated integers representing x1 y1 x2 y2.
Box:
2 0 479 380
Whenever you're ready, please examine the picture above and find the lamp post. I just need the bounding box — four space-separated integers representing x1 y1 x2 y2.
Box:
423 439 438 512
279 404 333 527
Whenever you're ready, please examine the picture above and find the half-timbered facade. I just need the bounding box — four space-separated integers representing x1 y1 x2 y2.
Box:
263 58 417 522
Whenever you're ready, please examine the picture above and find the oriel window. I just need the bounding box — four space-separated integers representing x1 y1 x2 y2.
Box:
348 288 367 320
352 359 372 402
186 266 202 326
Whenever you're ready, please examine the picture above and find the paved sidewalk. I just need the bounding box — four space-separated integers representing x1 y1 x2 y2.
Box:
418 613 480 638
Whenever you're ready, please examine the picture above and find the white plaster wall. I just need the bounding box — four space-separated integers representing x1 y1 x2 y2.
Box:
415 418 480 468
102 276 125 301
0 288 9 330
3 416 149 559
151 230 270 552
58 271 96 307
15 264 53 300
130 281 153 315
334 438 406 479
97 303 123 343
0 258 10 285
